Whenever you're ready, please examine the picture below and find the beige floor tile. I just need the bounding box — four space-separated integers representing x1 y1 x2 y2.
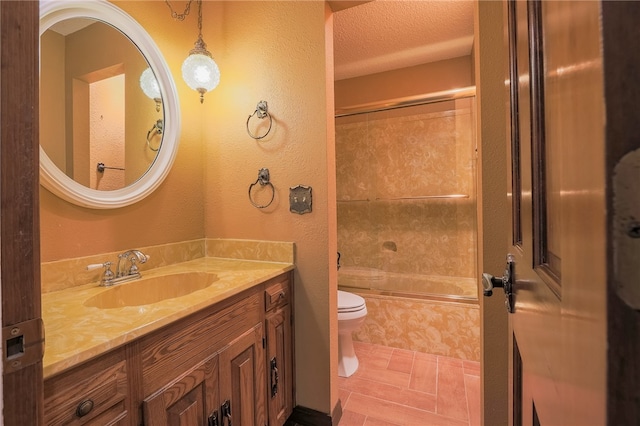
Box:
388 349 415 374
464 374 481 426
346 393 467 426
409 352 438 394
364 417 403 426
338 343 480 426
463 360 481 377
340 376 436 413
340 410 367 426
436 357 468 421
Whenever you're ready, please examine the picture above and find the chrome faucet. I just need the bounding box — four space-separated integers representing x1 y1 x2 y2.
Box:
87 249 149 286
116 249 149 279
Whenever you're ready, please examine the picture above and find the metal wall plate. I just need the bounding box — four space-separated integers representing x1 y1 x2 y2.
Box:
289 185 312 214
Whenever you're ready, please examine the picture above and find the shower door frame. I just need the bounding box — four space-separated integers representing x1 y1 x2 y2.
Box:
335 86 476 118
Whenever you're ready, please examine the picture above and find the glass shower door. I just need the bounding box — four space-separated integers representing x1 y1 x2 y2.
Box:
336 98 478 300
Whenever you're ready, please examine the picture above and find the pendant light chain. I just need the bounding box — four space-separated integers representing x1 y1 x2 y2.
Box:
165 0 193 21
197 0 204 39
170 0 220 102
165 0 203 38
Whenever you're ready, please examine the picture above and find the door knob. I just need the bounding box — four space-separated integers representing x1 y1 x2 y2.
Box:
483 254 515 313
482 273 505 297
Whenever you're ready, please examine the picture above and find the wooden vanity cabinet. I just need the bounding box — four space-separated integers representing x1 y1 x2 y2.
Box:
44 272 293 426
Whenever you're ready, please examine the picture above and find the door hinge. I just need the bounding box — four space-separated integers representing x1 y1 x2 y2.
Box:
262 337 266 348
3 318 45 374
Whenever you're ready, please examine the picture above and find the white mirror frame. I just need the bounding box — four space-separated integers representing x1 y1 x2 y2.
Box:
40 0 181 209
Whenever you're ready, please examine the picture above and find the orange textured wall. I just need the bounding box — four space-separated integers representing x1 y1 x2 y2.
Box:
335 56 473 109
202 1 336 413
40 1 205 262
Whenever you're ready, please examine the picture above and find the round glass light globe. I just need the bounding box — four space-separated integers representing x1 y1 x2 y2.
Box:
182 53 220 92
139 67 161 100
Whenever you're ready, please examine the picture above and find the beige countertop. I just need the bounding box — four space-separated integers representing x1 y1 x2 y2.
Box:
42 257 294 378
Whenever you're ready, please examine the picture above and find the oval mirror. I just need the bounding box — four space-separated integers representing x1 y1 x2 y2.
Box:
39 0 181 209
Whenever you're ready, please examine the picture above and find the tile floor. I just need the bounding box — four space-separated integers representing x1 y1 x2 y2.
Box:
338 342 481 426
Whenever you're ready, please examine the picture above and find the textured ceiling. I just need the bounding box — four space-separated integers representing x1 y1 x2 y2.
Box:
333 0 475 80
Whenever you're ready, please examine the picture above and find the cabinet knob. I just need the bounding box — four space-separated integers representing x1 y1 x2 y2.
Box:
75 399 94 418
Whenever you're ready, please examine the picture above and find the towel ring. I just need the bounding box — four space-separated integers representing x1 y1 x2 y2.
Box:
248 168 275 209
246 101 272 140
146 119 164 152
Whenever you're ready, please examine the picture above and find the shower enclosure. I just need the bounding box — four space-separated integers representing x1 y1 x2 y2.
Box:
336 88 478 303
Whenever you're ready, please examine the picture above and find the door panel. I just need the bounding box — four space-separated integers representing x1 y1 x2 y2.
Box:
143 355 219 426
503 1 607 425
601 2 640 422
219 323 266 426
1 1 44 424
266 305 293 426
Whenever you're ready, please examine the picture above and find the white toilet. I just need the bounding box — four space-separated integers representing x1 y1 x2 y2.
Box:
337 290 368 377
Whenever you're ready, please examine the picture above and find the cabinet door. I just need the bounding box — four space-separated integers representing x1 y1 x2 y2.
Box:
143 355 219 426
266 305 293 426
219 323 266 426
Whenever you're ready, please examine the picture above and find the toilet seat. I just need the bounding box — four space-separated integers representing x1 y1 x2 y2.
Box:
338 290 366 313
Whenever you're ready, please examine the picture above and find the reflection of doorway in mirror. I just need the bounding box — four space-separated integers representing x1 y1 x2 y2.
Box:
88 74 125 190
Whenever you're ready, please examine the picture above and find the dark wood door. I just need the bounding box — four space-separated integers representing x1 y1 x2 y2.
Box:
1 1 44 424
600 1 640 423
501 1 607 425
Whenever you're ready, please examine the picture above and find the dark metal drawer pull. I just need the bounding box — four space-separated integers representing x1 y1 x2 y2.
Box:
221 400 232 426
208 410 219 426
75 399 94 418
270 357 279 398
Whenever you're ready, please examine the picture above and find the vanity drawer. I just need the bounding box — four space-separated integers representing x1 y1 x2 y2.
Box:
265 275 291 312
44 349 128 426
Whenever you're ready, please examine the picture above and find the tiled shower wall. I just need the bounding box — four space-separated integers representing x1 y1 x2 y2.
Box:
336 98 480 360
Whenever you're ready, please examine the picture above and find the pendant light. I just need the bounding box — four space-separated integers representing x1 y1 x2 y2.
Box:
181 0 220 103
165 0 220 103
